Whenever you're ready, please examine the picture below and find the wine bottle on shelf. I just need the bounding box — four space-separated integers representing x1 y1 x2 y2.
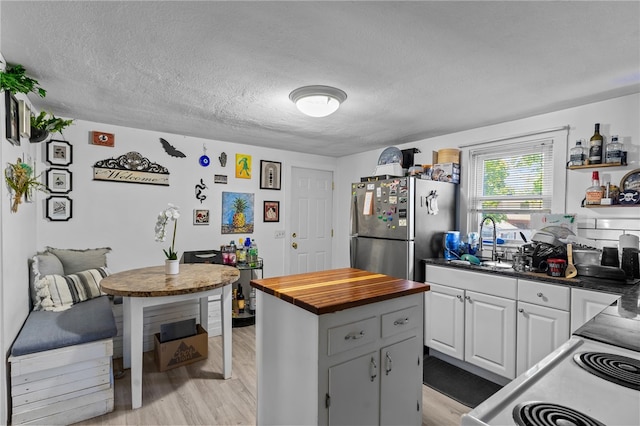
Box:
585 171 604 205
232 288 239 317
569 139 586 166
605 134 623 164
588 123 603 164
237 283 245 314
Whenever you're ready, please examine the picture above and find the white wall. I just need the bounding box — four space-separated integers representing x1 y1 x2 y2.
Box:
334 93 640 268
35 120 338 276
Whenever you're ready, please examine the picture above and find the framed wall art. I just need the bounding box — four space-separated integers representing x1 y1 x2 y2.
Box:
221 192 254 234
193 209 210 225
260 160 282 190
235 154 252 179
46 196 72 221
47 140 73 166
264 201 280 222
91 131 115 147
46 168 72 194
18 100 31 138
5 92 20 145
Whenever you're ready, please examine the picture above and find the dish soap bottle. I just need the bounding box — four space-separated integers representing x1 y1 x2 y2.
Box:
585 171 604 205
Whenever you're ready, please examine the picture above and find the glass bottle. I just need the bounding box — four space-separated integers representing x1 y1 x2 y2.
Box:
569 139 586 166
228 241 237 266
249 287 256 315
236 238 246 264
237 283 245 314
588 123 603 164
605 134 623 164
585 171 604 205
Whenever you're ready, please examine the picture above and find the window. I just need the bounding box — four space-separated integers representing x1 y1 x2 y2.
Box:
467 132 563 242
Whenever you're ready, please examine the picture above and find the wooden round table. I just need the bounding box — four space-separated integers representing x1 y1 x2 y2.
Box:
101 263 240 409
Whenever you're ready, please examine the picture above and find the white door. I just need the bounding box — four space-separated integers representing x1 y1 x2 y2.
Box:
464 290 517 379
425 284 465 360
380 336 422 426
289 167 333 274
516 301 569 375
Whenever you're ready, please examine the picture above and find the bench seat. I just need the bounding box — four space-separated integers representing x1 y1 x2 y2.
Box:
9 296 117 425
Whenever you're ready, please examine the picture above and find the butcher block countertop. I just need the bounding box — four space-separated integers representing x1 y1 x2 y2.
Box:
250 268 429 315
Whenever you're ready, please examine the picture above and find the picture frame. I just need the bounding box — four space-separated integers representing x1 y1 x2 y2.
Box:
260 160 282 190
46 196 73 221
221 192 254 234
264 200 280 222
46 139 73 166
214 174 228 184
5 92 20 145
620 168 640 192
18 100 31 138
46 168 72 194
193 209 210 225
235 154 252 179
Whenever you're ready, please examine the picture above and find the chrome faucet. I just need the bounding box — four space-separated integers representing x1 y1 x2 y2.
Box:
479 217 498 261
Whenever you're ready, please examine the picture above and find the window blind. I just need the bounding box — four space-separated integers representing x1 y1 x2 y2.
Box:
469 137 554 214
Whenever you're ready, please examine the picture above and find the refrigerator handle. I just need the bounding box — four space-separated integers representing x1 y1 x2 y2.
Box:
350 193 359 236
350 235 357 268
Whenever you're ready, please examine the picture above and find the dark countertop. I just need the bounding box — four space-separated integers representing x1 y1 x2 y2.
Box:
424 258 640 351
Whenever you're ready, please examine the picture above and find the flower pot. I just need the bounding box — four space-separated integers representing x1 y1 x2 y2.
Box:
29 127 50 143
165 259 179 275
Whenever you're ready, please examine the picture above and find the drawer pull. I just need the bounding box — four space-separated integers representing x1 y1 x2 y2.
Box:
393 318 409 326
344 331 365 341
537 292 543 297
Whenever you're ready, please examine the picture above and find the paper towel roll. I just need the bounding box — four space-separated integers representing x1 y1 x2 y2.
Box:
619 233 639 250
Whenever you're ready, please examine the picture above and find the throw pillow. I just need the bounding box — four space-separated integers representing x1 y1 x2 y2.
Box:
30 252 66 308
45 247 111 275
33 267 110 311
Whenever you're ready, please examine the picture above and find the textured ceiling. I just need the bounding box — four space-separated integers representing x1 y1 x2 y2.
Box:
1 1 639 157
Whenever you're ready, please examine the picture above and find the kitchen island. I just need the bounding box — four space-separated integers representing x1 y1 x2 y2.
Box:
250 268 429 426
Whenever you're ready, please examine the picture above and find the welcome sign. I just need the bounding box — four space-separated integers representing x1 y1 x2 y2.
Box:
93 151 169 186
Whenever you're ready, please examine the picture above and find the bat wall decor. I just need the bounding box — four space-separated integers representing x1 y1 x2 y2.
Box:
159 138 186 158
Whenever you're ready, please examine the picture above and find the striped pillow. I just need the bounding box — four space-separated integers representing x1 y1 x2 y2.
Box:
34 267 110 311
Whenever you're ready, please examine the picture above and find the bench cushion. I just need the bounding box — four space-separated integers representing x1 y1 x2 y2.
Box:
11 295 117 357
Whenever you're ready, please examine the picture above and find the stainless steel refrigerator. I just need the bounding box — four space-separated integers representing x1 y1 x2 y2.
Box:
350 177 457 282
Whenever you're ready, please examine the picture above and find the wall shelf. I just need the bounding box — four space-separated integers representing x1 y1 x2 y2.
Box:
583 204 639 208
567 163 625 170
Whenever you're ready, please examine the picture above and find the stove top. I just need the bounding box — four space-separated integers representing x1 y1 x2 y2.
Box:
461 337 640 426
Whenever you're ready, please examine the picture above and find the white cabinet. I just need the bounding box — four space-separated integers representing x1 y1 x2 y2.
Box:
516 280 570 375
425 266 517 379
256 291 423 426
570 288 620 333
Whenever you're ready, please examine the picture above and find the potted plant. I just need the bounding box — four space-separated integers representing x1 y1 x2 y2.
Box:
4 158 47 212
0 62 46 97
30 111 74 143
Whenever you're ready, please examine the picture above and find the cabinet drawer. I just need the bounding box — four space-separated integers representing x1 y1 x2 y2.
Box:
518 280 570 310
327 316 378 356
381 305 420 338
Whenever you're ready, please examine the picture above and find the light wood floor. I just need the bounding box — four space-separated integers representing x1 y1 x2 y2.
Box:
77 325 469 425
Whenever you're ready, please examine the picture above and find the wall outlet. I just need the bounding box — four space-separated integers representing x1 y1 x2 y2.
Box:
274 230 285 239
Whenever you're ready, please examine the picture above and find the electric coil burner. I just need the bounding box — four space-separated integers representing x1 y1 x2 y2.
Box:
574 352 640 391
513 402 605 426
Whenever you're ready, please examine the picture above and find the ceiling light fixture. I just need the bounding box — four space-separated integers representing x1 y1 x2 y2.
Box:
289 85 347 118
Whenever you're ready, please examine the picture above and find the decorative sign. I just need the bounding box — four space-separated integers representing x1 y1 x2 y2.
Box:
214 174 228 184
91 131 115 147
160 137 186 158
93 151 169 186
195 178 207 203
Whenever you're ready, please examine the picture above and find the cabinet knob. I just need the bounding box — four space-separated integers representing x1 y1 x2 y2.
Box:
537 292 543 297
456 295 463 301
465 295 472 303
518 308 525 313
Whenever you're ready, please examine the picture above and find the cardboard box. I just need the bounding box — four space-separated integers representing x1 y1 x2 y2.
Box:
154 324 208 371
431 162 460 184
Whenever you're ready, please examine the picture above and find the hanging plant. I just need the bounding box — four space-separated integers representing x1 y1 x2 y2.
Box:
0 62 46 97
4 158 47 212
30 111 74 143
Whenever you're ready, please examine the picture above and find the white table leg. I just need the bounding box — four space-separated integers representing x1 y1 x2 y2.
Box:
130 297 144 409
199 296 209 332
123 297 131 369
221 284 232 379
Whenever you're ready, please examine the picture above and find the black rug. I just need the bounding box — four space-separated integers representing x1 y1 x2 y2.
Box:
423 355 503 408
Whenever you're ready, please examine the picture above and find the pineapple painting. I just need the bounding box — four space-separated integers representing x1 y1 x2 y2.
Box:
222 192 254 234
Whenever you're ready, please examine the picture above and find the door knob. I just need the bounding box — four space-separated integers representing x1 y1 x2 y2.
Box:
292 232 297 238
292 242 298 249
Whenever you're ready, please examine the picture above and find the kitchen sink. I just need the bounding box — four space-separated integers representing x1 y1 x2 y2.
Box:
480 260 513 269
